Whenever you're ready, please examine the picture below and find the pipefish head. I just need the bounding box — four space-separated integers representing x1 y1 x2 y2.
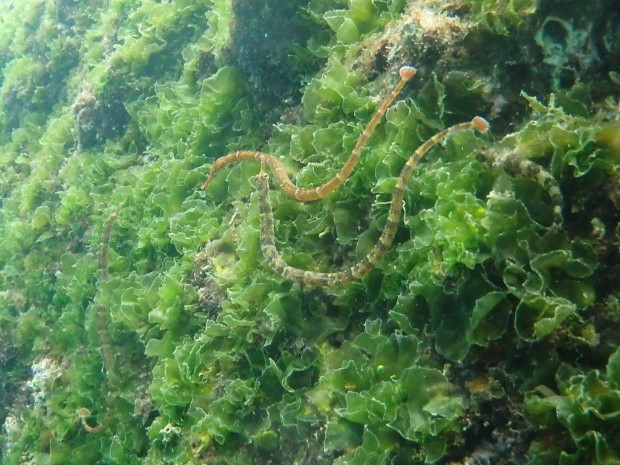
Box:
201 158 228 189
201 176 214 189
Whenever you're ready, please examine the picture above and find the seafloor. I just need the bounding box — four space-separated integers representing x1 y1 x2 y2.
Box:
1 0 619 464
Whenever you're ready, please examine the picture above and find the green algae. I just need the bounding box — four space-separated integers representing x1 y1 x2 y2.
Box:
0 0 619 464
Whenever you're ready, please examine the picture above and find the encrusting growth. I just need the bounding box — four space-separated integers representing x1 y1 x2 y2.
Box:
78 205 121 432
202 66 417 200
257 117 490 286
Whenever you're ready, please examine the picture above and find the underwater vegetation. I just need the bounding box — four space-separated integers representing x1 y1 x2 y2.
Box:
0 0 619 464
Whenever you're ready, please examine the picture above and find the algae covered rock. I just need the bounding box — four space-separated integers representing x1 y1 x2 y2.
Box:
0 0 619 464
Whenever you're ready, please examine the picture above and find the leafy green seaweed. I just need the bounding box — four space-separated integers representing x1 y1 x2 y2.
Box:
0 0 619 464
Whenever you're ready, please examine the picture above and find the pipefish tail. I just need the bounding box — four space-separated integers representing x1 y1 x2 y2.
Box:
202 66 417 200
258 117 489 286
